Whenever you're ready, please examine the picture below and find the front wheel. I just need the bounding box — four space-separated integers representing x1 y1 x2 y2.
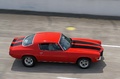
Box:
77 58 91 69
22 56 36 67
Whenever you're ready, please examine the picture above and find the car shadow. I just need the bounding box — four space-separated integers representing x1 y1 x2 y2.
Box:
11 57 106 73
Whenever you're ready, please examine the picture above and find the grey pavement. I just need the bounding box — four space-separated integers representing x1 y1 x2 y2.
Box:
0 13 120 79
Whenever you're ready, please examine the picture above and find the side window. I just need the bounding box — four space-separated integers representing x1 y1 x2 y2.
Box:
39 43 49 50
49 43 62 51
39 43 62 51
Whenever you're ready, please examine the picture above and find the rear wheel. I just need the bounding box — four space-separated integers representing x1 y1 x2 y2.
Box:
77 58 91 69
22 56 36 67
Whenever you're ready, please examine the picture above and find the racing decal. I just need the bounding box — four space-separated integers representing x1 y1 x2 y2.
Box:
13 37 24 42
11 42 22 46
71 45 101 50
72 40 100 46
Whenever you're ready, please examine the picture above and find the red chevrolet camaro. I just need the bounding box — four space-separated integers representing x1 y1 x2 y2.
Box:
9 32 104 69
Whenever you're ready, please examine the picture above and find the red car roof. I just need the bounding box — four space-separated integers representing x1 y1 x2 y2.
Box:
34 32 61 43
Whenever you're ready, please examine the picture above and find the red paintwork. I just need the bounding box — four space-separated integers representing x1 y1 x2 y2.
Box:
9 32 104 63
35 32 61 43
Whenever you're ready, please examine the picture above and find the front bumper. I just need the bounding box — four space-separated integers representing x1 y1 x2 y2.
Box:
100 50 103 56
98 50 103 61
98 56 102 61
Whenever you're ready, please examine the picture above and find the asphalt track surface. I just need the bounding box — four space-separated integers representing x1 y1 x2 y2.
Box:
0 13 120 79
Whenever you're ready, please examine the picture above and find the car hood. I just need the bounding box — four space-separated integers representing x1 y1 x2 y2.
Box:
67 38 102 53
72 38 101 45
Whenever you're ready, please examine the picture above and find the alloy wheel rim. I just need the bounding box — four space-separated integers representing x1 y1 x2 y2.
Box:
24 57 33 66
79 59 89 68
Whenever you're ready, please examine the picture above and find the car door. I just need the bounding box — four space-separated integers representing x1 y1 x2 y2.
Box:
37 43 68 62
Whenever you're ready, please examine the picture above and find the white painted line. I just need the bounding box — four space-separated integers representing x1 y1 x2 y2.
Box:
57 77 78 79
102 44 120 48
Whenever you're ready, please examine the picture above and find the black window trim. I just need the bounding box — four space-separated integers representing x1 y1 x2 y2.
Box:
38 43 63 51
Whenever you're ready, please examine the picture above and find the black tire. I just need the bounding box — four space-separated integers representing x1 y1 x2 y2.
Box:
22 56 36 67
77 58 91 69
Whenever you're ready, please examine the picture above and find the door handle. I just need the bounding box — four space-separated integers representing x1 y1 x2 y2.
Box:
40 52 43 54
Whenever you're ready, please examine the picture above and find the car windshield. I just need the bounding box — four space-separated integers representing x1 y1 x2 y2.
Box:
22 34 35 46
59 34 71 50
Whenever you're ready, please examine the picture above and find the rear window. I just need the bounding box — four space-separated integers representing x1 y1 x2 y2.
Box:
22 34 35 46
